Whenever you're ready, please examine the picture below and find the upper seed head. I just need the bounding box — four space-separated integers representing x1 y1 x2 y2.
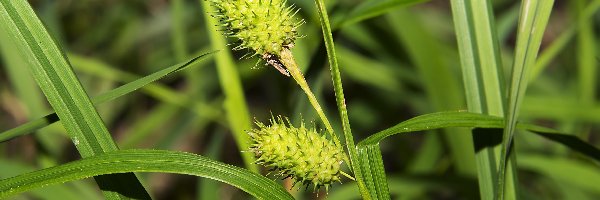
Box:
209 0 302 58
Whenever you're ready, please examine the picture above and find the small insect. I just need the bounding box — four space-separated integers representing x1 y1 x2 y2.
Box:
263 53 290 77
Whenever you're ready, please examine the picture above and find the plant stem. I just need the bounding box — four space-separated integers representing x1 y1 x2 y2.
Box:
279 48 341 148
313 0 369 197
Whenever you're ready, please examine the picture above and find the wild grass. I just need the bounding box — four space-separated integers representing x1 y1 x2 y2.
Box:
1 0 599 199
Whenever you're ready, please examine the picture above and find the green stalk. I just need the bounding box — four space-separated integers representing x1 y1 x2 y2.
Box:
313 0 369 198
279 48 340 148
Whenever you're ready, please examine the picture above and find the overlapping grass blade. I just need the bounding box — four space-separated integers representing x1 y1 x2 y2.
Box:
0 1 150 198
0 149 294 200
0 52 214 143
448 0 517 198
500 0 554 198
313 0 371 198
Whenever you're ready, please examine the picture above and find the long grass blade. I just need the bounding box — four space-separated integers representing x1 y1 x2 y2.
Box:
448 0 516 198
357 111 600 162
0 1 151 198
313 0 370 198
0 149 294 200
500 0 555 199
0 160 102 200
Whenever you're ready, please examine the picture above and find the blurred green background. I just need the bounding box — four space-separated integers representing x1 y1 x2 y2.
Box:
1 0 599 199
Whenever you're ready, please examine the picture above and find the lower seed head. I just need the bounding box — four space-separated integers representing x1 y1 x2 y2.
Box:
248 116 345 191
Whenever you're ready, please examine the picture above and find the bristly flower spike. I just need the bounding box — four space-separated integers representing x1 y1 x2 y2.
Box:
248 116 349 192
208 0 303 76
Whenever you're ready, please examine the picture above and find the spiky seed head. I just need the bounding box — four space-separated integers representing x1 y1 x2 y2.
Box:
248 116 345 191
209 0 302 58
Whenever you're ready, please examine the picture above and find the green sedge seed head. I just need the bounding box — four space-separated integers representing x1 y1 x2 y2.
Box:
209 0 302 58
248 116 344 191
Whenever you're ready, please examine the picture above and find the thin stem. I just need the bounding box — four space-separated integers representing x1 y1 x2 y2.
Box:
313 0 369 198
279 48 341 148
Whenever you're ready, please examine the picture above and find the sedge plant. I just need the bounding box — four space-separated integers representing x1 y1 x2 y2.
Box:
207 0 353 192
2 0 600 199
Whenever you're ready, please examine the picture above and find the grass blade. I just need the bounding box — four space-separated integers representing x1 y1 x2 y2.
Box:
0 52 214 143
357 111 600 162
448 0 515 198
313 0 370 198
0 1 153 198
0 149 294 200
500 0 555 198
0 160 102 200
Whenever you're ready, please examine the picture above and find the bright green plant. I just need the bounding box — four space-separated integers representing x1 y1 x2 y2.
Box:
1 0 599 199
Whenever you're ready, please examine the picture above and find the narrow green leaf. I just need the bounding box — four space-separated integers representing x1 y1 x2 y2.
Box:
357 111 600 162
355 112 600 199
0 0 150 198
0 160 101 200
501 0 555 199
0 52 214 143
448 0 515 198
0 149 294 200
313 0 370 198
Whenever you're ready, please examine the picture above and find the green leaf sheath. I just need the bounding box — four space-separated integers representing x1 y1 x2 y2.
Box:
501 0 554 199
0 149 294 200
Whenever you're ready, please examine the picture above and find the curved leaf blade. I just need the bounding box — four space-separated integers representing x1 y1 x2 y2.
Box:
0 149 293 200
358 111 600 162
